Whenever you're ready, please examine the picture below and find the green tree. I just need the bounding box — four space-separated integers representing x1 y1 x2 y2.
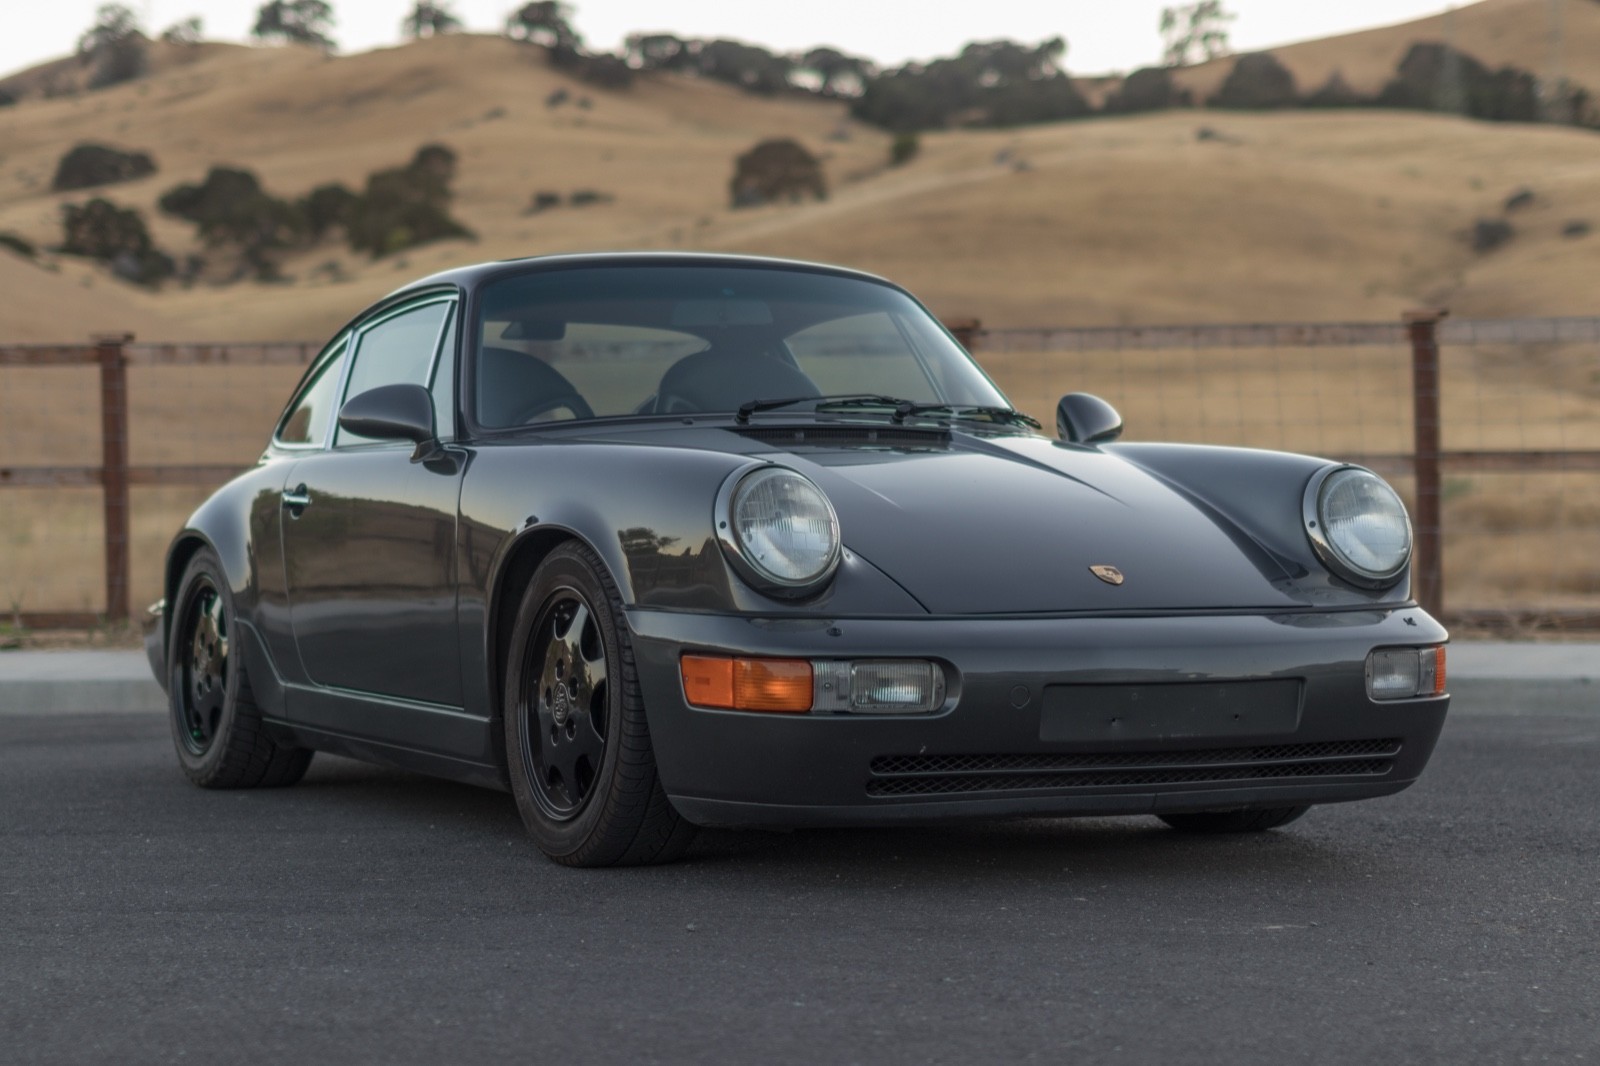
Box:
77 4 147 89
160 16 203 45
1160 2 1234 67
505 2 580 50
252 0 336 51
403 1 461 39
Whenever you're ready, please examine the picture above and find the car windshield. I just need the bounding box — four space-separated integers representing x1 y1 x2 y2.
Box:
472 264 1012 428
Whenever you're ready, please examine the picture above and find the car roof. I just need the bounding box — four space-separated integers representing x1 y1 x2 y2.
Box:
380 252 902 307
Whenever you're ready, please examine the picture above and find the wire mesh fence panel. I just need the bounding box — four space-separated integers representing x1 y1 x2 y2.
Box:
0 365 104 616
1436 337 1600 618
0 487 103 615
129 485 219 611
0 365 100 466
126 364 307 468
978 344 1416 461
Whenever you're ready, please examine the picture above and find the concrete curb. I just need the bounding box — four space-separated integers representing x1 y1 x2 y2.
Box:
0 643 1593 716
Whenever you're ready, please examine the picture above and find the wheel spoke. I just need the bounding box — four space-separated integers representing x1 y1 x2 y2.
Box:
523 588 615 818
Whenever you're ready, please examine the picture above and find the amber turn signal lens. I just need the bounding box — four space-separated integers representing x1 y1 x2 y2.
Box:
680 655 814 712
1430 646 1447 696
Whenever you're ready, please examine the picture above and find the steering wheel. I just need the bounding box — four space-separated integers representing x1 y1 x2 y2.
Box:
501 392 596 425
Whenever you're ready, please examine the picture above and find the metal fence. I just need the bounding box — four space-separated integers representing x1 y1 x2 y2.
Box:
2 312 1597 630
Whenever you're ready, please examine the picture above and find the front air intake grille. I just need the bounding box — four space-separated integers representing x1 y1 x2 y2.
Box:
866 738 1402 798
734 425 950 449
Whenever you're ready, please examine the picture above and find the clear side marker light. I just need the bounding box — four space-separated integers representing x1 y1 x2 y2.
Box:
1367 646 1447 700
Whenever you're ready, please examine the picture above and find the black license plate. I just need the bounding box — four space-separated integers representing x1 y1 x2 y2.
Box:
1039 680 1303 743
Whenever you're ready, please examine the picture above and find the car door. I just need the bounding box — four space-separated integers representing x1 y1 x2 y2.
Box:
279 294 465 720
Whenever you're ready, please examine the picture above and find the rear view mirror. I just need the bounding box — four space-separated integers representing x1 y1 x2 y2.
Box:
1056 392 1123 444
339 383 437 460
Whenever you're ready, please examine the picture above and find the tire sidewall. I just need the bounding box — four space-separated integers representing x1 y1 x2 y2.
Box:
167 548 243 783
504 546 628 860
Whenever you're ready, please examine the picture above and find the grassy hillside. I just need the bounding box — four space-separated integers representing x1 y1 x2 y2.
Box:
0 4 1598 344
1174 0 1600 99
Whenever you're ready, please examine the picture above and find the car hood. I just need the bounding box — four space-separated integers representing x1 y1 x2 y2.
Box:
766 432 1305 614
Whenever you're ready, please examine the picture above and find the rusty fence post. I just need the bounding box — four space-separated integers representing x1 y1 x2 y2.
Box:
96 333 134 621
1403 310 1446 620
944 317 982 353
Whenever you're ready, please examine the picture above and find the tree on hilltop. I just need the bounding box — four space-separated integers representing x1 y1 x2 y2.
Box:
404 1 462 39
505 2 580 50
1161 2 1234 67
252 0 336 52
77 4 148 89
161 16 204 46
798 47 875 98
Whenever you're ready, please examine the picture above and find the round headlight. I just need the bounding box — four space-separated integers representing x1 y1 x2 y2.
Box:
1304 466 1412 586
717 466 841 595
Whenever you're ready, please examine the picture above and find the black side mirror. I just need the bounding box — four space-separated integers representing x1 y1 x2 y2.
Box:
338 384 437 460
1056 392 1123 444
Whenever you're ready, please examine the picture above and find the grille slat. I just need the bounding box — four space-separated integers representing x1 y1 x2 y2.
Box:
871 738 1402 778
865 738 1402 798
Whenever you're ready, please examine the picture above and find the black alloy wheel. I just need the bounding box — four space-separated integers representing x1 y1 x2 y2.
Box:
521 588 610 818
166 547 313 789
504 542 695 866
178 579 229 756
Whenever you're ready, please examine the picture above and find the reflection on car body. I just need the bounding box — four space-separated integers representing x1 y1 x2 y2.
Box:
147 253 1448 867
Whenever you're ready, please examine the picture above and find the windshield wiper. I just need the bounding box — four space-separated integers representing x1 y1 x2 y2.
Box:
890 402 1042 429
734 394 1040 429
735 394 912 423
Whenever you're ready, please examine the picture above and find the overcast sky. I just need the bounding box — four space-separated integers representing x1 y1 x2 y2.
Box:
4 0 1460 80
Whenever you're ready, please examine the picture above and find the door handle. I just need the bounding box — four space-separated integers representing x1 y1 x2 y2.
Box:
281 484 312 512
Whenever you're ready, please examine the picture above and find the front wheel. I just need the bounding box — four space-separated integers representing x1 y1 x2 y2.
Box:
504 542 695 867
1158 806 1310 833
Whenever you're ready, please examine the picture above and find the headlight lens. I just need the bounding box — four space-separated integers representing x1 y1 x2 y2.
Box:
720 466 841 593
1308 466 1412 585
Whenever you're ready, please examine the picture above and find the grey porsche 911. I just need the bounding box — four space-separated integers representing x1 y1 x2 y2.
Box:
147 253 1448 866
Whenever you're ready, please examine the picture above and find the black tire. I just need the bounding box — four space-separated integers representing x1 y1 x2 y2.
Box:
504 542 695 867
1158 806 1311 833
167 547 313 789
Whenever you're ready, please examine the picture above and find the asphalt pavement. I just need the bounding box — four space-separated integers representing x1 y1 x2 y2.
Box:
2 672 1596 1064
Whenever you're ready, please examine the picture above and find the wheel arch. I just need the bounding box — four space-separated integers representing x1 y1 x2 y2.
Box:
486 527 592 738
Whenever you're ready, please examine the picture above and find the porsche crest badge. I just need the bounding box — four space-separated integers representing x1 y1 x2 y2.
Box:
1089 565 1125 586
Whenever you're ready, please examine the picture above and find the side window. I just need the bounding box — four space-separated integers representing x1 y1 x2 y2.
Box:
335 300 453 446
275 332 349 447
786 312 938 398
429 305 458 439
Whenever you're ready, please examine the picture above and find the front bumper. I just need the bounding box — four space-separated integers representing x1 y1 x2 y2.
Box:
628 606 1450 828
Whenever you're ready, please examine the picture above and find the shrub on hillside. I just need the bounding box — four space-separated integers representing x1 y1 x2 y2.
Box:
890 132 920 166
1471 218 1513 253
730 139 826 207
159 166 303 280
1376 43 1541 123
1301 70 1366 108
0 88 17 108
299 182 360 240
0 232 38 259
852 38 1088 132
51 143 158 192
345 144 474 257
58 198 174 287
1103 66 1191 114
1208 52 1297 109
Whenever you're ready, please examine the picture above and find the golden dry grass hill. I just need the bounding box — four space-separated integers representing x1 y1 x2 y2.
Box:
0 0 1598 345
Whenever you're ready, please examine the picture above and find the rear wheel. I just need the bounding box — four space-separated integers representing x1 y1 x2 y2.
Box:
504 542 694 867
1158 806 1310 833
167 548 313 789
